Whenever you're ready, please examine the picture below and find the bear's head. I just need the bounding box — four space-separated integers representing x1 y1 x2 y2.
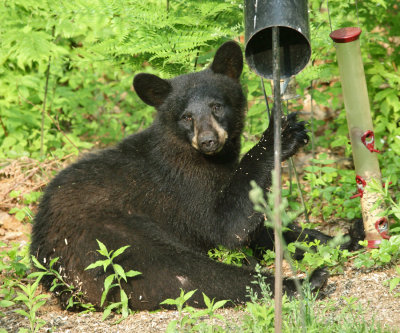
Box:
133 41 246 156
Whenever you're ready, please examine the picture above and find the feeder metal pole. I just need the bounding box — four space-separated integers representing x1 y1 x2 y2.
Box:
272 25 283 333
330 28 387 248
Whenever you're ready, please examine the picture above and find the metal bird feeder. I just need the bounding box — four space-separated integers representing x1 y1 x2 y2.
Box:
244 0 311 79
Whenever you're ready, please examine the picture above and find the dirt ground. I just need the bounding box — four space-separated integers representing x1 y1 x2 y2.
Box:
1 157 400 332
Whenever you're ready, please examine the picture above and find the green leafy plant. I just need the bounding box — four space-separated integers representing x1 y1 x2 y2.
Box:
30 256 95 313
208 245 252 267
0 242 30 279
249 179 301 231
291 238 352 274
13 278 49 333
7 190 41 222
161 289 229 333
85 240 141 323
242 301 275 333
243 266 307 333
246 264 273 305
303 153 360 221
161 289 198 317
8 206 34 223
354 236 400 268
0 241 31 317
260 249 276 267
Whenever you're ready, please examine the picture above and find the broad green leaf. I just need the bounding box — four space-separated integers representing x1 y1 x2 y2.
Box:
85 260 108 271
113 264 127 281
160 298 177 306
304 165 320 173
31 255 47 271
32 299 48 313
49 257 60 268
100 290 108 307
102 305 113 321
202 292 211 308
183 289 197 302
0 300 14 307
213 299 229 310
27 271 47 280
103 274 115 292
15 286 30 297
35 294 50 301
287 242 296 254
96 240 109 256
14 210 26 221
67 297 74 309
125 270 142 278
14 309 30 317
321 166 338 173
120 289 128 304
102 302 122 321
111 245 130 260
101 287 118 307
121 305 129 320
380 253 391 263
374 89 393 102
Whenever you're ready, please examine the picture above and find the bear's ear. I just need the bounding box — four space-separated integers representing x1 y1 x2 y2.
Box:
210 41 243 80
133 73 172 107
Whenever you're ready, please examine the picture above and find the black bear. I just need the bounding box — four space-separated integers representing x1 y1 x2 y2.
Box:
31 41 331 311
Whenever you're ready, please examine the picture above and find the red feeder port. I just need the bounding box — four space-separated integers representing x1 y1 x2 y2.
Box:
375 217 390 240
350 175 366 199
361 130 380 153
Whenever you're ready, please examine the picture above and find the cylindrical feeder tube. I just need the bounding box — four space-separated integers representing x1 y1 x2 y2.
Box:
330 27 387 248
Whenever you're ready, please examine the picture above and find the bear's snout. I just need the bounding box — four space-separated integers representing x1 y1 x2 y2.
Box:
198 131 219 154
192 114 227 155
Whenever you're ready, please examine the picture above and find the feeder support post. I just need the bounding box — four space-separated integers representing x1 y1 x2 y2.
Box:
330 27 387 248
271 25 283 333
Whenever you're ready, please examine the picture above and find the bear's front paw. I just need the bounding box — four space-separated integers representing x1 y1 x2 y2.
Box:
280 112 309 160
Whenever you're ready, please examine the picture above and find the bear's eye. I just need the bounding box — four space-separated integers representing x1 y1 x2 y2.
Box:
182 114 193 122
211 103 223 116
212 103 222 111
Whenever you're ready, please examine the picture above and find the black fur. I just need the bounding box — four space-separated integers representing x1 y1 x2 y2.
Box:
31 41 329 310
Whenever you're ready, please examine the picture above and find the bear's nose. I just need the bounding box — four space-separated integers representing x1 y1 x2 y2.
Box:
198 131 218 152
